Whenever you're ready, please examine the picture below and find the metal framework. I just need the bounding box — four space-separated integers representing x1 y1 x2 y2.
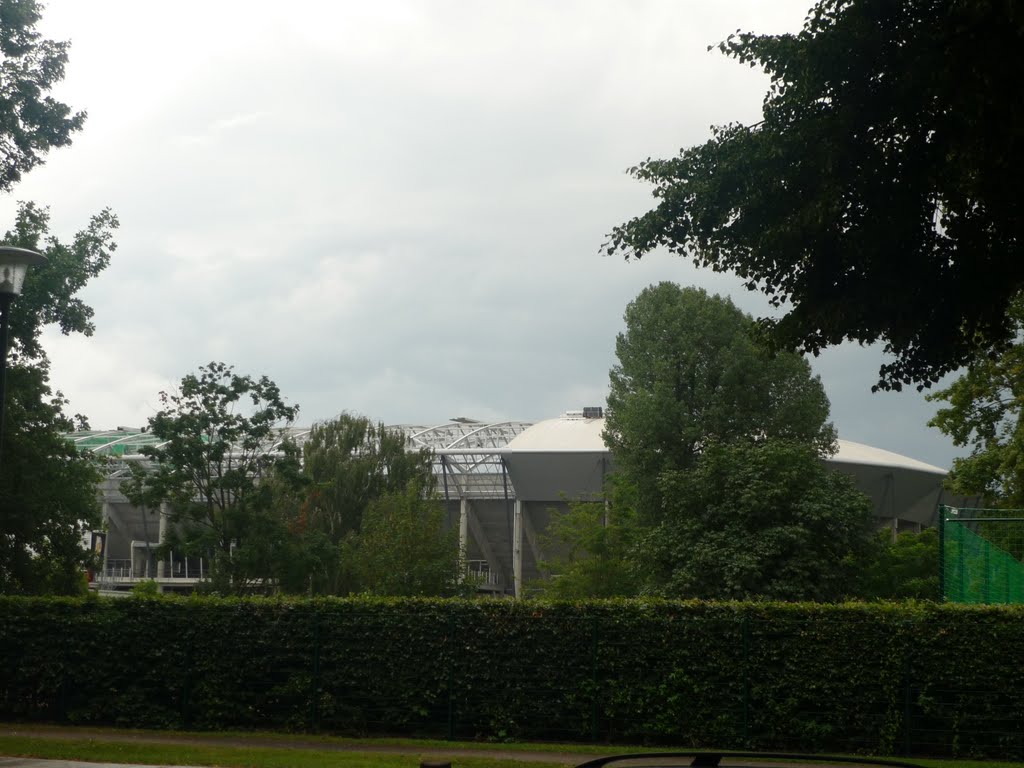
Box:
65 421 531 499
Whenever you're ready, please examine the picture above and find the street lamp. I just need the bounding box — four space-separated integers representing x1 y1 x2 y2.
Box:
0 246 47 469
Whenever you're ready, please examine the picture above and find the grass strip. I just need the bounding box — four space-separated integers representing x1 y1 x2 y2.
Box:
2 729 1024 768
0 735 562 768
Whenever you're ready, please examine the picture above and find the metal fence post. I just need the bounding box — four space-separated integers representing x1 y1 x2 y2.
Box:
938 506 946 601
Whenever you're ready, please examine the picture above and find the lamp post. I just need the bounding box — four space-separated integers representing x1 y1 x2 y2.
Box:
0 246 47 470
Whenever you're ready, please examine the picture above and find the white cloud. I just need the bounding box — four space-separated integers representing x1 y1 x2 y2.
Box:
2 0 962 469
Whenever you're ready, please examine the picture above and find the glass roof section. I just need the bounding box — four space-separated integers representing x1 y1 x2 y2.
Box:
64 422 533 495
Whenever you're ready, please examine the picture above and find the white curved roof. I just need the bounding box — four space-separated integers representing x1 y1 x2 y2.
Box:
505 415 606 452
832 439 946 475
505 416 948 473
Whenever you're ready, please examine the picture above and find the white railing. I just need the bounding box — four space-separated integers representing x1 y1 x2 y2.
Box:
467 559 499 586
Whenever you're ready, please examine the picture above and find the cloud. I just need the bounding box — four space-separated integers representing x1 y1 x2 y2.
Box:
4 0 962 470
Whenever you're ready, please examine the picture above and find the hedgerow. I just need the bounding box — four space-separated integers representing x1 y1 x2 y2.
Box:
1 597 1021 758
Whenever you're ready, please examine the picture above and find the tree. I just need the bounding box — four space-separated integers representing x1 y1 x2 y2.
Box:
0 203 117 595
532 485 642 599
603 0 1024 391
575 283 875 601
5 202 118 361
853 528 940 601
297 413 435 594
345 482 470 597
606 282 835 521
0 0 86 191
0 364 101 594
927 296 1024 508
643 439 875 601
123 362 301 595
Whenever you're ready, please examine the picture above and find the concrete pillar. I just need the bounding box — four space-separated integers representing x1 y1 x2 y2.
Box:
156 502 170 590
101 502 113 580
513 499 523 599
459 497 469 562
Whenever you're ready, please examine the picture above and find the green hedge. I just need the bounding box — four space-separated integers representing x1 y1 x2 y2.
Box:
1 597 1022 759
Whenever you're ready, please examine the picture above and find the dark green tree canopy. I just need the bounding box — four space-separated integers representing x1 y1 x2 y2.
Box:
0 0 86 191
554 282 875 601
346 482 470 598
644 439 875 601
301 413 435 542
604 0 1024 391
0 364 101 594
605 282 835 518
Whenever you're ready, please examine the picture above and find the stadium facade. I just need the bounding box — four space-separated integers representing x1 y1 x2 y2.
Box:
73 409 959 596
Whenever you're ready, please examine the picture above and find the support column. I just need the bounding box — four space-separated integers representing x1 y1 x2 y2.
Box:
156 502 170 590
513 499 523 599
101 502 113 580
459 497 469 562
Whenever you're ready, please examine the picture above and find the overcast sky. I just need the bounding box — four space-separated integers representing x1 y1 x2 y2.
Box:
1 0 964 468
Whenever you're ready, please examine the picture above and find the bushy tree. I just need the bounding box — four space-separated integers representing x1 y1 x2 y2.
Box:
302 414 433 537
606 282 835 521
604 0 1024 391
345 482 469 597
123 362 301 594
0 364 101 594
545 283 875 601
854 528 940 601
644 439 874 601
297 414 434 594
0 204 117 595
533 487 641 599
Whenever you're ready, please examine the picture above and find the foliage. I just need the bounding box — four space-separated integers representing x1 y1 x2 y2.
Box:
605 282 835 521
131 579 161 598
0 0 86 192
345 482 470 597
533 485 641 599
122 362 301 595
4 202 118 363
0 365 101 594
0 204 116 596
928 297 1024 507
295 414 435 594
4 596 1024 758
643 439 875 601
302 414 434 540
855 528 940 601
603 0 1024 391
590 283 873 601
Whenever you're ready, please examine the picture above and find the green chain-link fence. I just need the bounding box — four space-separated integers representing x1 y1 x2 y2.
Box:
940 505 1024 604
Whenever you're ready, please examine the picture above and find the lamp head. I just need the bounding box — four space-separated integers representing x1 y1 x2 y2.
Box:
0 246 46 297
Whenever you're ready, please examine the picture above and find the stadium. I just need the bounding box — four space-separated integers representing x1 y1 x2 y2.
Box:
72 408 960 596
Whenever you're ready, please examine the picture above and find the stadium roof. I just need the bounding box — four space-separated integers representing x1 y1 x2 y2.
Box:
65 414 954 523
